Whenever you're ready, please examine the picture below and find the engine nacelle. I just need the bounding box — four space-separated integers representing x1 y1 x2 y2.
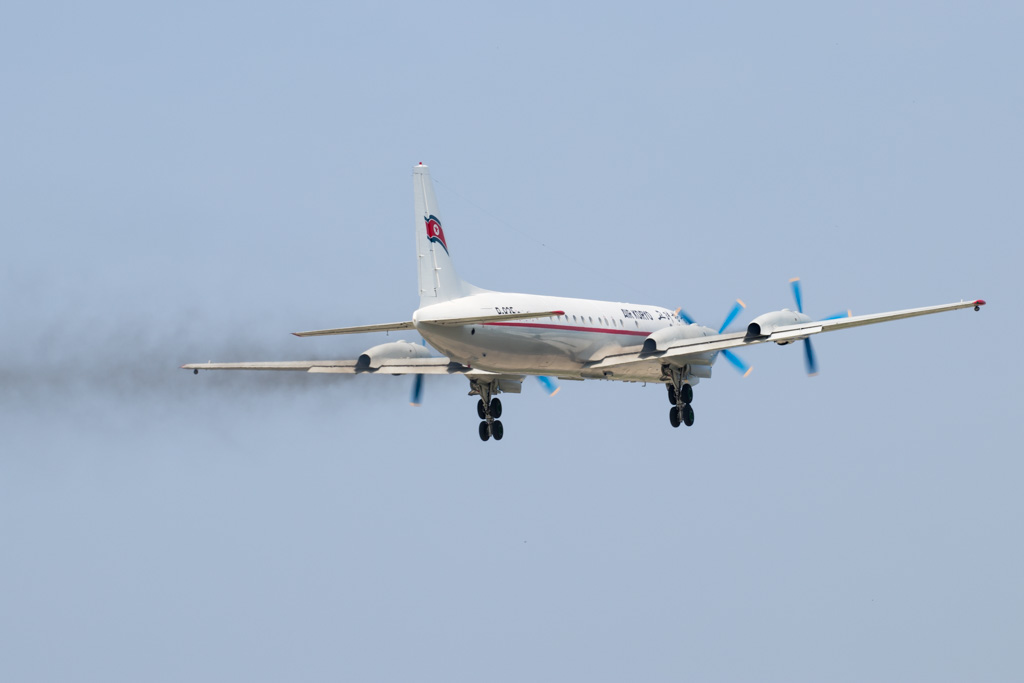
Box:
746 309 813 339
642 324 712 353
356 340 432 371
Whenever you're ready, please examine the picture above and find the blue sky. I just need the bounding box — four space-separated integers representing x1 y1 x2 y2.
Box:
1 2 1020 681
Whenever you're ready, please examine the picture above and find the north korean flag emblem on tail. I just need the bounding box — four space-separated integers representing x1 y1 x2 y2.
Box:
424 215 449 255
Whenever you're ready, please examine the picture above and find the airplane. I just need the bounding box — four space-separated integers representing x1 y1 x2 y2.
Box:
183 163 986 441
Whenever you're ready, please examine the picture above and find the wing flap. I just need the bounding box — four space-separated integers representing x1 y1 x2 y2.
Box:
183 357 510 378
769 325 822 342
309 363 508 377
307 358 456 374
181 360 356 371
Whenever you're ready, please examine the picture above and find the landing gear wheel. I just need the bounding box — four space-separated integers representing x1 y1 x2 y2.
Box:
680 383 693 404
478 421 491 441
667 385 677 405
682 403 694 427
491 420 504 440
669 406 682 428
490 398 502 419
477 399 487 420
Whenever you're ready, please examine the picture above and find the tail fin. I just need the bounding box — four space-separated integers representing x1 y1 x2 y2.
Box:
414 164 474 304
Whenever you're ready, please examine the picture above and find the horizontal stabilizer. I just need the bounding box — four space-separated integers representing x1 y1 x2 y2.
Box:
420 310 565 326
292 321 416 337
291 310 564 337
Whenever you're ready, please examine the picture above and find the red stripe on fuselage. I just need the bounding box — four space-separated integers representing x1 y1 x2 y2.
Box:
482 321 651 336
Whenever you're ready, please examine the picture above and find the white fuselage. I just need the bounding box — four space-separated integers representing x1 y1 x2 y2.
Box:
414 292 706 381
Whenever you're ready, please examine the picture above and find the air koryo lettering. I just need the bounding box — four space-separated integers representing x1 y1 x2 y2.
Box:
621 308 653 320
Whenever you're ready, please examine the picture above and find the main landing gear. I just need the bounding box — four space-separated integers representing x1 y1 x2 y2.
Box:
665 366 695 428
470 380 504 442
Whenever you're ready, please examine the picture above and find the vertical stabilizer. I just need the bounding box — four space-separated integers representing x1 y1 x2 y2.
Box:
414 164 472 303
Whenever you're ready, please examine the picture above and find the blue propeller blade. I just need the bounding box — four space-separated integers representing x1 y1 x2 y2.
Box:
717 299 746 334
410 338 428 405
721 349 752 377
676 308 696 325
803 338 818 376
410 374 424 406
821 310 852 320
789 277 804 313
536 375 560 396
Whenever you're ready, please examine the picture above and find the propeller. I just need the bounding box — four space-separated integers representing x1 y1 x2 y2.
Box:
718 299 746 334
410 339 427 406
675 308 695 325
788 277 851 376
677 301 752 377
720 348 752 376
410 374 424 406
536 375 560 396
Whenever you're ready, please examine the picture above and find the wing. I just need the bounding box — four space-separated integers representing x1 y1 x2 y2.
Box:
181 357 518 379
588 299 986 379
